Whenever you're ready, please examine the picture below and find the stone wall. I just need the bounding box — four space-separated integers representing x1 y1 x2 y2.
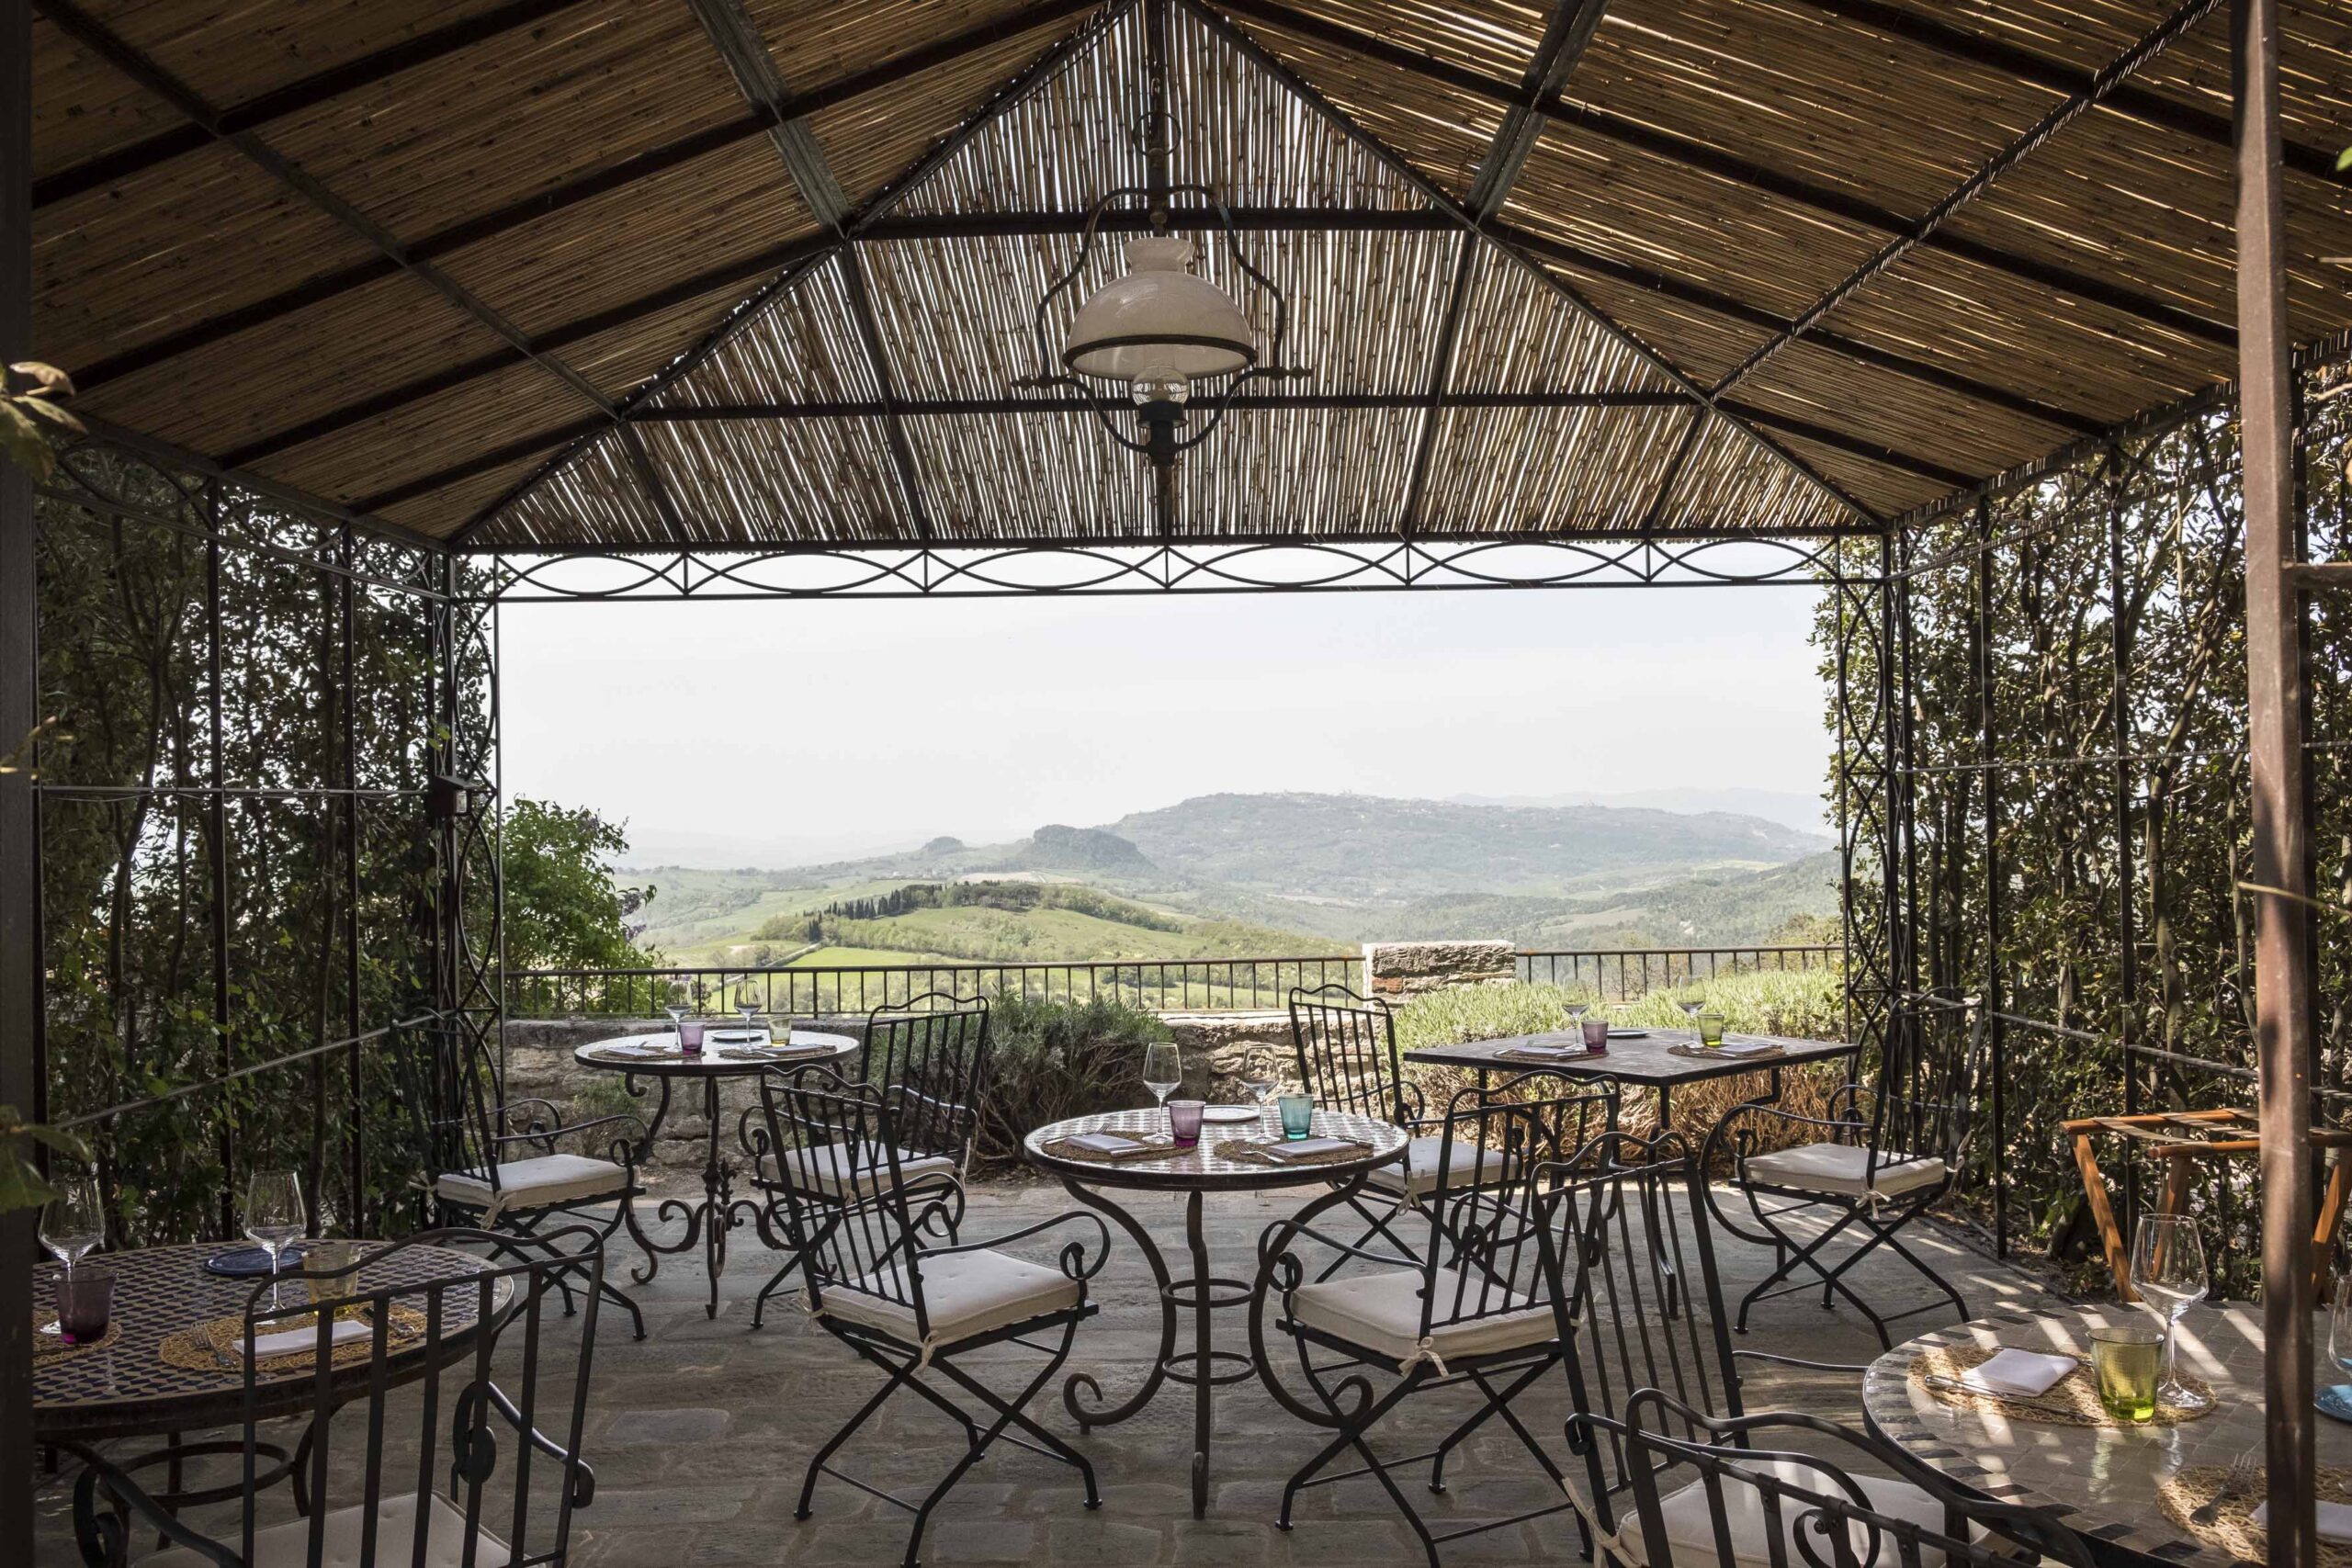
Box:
1160 1010 1293 1100
1362 940 1517 998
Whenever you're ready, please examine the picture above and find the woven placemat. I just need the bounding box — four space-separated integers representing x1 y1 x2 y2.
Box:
1909 1343 2217 1427
29 1311 119 1362
1668 1043 1786 1063
158 1303 428 1374
2159 1464 2352 1566
1039 1134 1182 1165
1212 1136 1375 1168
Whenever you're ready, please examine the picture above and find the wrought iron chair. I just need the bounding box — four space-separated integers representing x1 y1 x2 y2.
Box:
1699 1003 1984 1348
742 993 989 1328
1544 1129 2016 1568
406 1020 650 1339
73 1225 603 1568
1288 985 1461 1270
1611 1400 2089 1568
763 1066 1105 1568
1248 1073 1613 1566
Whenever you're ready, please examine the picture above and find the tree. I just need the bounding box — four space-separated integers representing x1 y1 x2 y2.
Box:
500 798 658 972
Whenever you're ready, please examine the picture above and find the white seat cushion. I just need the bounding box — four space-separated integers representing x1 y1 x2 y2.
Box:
1289 1266 1555 1366
1651 1459 1965 1568
1743 1142 1947 1200
819 1248 1082 1346
761 1140 957 1199
1363 1135 1514 1198
146 1492 509 1568
435 1152 628 1213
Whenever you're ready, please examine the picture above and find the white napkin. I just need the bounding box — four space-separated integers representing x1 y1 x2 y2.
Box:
1501 1044 1581 1059
1715 1039 1782 1057
2251 1501 2352 1542
236 1319 371 1360
1263 1137 1360 1163
1960 1348 2078 1396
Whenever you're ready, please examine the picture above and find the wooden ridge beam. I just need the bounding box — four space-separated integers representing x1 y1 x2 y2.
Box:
1401 0 1612 536
1712 0 2229 399
1206 0 2239 349
68 0 1101 390
35 0 596 207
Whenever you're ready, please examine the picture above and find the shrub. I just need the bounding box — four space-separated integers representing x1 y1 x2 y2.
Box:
973 992 1172 1168
1393 972 1851 1151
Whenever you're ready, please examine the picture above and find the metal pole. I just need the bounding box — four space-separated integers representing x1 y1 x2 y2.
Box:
2109 452 2143 1230
0 0 39 1551
1974 495 2007 1255
2233 2 2315 1562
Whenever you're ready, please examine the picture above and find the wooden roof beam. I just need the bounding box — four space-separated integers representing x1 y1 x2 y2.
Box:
33 0 691 539
34 0 598 207
1206 0 2237 349
1400 0 1617 536
1711 0 2225 400
684 0 932 538
67 0 1102 391
1787 0 2341 183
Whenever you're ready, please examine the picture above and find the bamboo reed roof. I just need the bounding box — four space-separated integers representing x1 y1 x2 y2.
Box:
26 0 2352 549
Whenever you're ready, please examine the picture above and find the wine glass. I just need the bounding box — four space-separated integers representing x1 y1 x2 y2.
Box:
663 974 691 1034
244 1168 307 1311
1241 1067 1280 1131
39 1169 105 1335
737 981 762 1037
1142 1043 1182 1134
2130 1213 2211 1411
2330 1270 2352 1402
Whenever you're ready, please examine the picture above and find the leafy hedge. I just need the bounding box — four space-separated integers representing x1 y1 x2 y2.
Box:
972 992 1171 1168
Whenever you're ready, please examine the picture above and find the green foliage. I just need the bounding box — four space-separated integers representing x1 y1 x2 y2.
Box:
971 992 1171 1168
500 797 657 972
1 361 84 482
0 1106 89 1215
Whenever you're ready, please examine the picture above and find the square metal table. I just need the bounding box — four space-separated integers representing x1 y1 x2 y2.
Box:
1401 1027 1857 1127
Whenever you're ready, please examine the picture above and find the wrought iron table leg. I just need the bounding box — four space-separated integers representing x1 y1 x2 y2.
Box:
1055 1178 1251 1521
621 1072 680 1288
691 1076 730 1319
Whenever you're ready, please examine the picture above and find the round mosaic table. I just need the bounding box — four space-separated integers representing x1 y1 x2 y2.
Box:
1023 1106 1408 1518
33 1240 501 1512
1861 1302 2346 1567
572 1027 859 1318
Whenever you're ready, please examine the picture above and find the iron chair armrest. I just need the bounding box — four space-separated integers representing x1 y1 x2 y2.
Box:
73 1451 242 1568
1732 1348 1875 1374
1702 1099 1870 1169
922 1209 1114 1282
492 1110 651 1168
454 1380 599 1507
1252 1215 1419 1275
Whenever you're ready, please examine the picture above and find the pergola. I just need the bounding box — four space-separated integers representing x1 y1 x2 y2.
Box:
3 0 2348 1562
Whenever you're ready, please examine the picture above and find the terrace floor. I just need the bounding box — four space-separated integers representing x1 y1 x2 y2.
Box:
33 1181 2054 1568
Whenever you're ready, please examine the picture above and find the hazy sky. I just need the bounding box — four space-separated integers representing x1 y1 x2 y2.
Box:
500 583 1833 867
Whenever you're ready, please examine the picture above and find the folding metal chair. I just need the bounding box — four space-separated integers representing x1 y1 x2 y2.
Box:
763 1066 1105 1568
406 1020 650 1339
1611 1398 2089 1568
1250 1073 1612 1567
1700 1003 1984 1349
743 992 989 1328
73 1226 602 1567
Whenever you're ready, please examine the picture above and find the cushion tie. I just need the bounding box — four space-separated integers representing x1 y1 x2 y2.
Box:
1398 1335 1449 1376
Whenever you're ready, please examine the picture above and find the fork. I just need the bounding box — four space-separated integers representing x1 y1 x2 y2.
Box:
2190 1450 2262 1527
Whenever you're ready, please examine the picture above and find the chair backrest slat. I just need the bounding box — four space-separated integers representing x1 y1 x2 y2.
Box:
1288 984 1408 1125
861 993 992 1167
761 1065 938 1340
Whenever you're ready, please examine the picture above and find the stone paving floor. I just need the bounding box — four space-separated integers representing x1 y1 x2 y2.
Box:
33 1179 2058 1568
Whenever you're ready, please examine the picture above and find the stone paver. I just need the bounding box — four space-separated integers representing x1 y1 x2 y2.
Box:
31 1180 2056 1566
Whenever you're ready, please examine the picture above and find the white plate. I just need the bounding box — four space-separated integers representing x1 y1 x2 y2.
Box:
1201 1105 1263 1123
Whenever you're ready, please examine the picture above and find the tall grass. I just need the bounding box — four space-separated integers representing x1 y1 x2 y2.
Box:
1395 970 1852 1150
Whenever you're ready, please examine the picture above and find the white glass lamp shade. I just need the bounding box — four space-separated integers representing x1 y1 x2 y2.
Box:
1062 236 1253 392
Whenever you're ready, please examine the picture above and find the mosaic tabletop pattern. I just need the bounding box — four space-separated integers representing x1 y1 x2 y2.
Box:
1863 1303 2347 1567
572 1029 860 1078
1024 1108 1408 1192
1403 1028 1856 1085
33 1242 500 1442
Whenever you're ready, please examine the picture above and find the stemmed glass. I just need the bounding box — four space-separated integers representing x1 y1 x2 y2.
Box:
39 1169 105 1334
663 974 691 1035
2330 1271 2352 1405
1143 1043 1182 1136
1241 1068 1280 1132
2130 1213 2212 1412
737 981 763 1038
244 1168 307 1312
1680 984 1706 1034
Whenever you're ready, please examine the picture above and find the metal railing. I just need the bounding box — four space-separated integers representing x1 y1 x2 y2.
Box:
505 956 1365 1019
1515 944 1845 999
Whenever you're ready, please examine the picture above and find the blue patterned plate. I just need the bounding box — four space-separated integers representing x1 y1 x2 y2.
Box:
203 1243 311 1279
2317 1383 2352 1423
